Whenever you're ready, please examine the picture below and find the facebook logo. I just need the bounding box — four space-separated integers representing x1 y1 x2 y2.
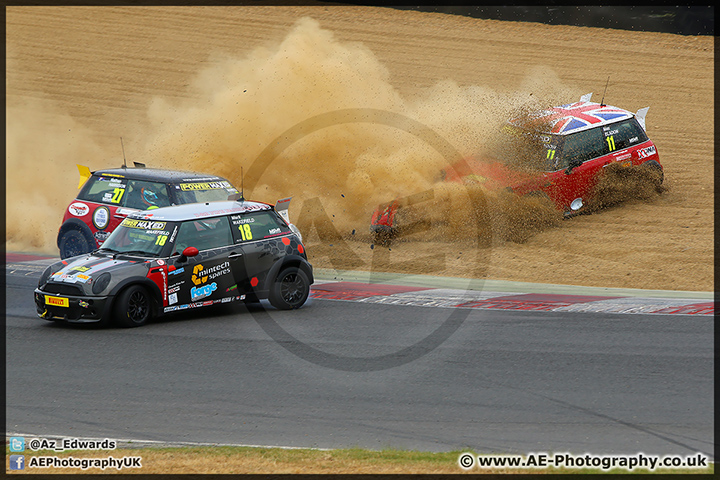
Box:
10 436 25 452
9 455 25 470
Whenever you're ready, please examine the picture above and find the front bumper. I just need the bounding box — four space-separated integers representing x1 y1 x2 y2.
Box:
34 289 112 323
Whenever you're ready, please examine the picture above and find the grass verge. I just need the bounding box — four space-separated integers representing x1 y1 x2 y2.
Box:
5 445 715 474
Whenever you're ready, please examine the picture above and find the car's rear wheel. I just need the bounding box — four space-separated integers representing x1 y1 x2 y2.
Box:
59 229 91 259
640 160 664 191
114 285 152 327
269 267 310 310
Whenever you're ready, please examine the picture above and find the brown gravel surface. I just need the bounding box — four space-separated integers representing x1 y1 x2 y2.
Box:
6 5 713 292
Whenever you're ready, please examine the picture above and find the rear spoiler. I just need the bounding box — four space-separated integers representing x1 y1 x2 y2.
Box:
275 197 291 223
635 107 649 131
77 164 92 189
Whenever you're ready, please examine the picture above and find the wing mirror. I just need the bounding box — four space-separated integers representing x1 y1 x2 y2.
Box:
178 246 199 263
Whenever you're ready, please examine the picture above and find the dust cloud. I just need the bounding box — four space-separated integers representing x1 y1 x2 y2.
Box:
6 98 107 253
140 17 573 245
7 17 632 255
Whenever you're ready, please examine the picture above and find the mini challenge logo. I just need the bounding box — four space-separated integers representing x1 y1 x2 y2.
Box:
246 108 490 372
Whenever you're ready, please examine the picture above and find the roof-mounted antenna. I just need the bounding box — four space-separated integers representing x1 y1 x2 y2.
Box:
600 76 610 107
228 166 245 202
120 137 127 168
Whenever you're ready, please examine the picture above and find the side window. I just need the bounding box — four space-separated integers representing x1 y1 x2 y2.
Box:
173 216 233 253
124 180 171 210
602 119 648 152
77 175 128 205
557 128 605 168
230 211 292 244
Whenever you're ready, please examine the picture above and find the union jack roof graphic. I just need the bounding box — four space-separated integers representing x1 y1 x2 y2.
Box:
510 100 635 135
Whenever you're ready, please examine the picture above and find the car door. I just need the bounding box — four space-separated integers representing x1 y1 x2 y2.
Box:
167 216 238 309
544 127 608 211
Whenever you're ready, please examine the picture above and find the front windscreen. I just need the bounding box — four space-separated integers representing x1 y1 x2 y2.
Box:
172 180 239 204
98 218 177 257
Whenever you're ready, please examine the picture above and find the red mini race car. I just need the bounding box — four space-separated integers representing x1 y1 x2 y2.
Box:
371 93 662 240
58 164 241 259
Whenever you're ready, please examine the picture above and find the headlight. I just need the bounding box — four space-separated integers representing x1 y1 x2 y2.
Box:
38 264 61 287
92 272 112 294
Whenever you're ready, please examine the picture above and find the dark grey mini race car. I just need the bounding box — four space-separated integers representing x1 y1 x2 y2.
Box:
35 197 312 327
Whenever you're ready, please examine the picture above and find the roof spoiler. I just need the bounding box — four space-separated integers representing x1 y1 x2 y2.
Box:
275 197 291 223
635 107 649 131
77 164 92 189
580 93 593 103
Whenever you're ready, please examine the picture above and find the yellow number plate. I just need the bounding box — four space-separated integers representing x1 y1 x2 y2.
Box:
45 295 69 308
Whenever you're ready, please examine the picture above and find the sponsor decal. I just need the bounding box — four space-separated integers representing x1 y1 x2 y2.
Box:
68 202 90 217
94 230 110 243
191 262 230 285
169 292 178 305
93 206 110 229
75 274 91 283
180 181 232 191
120 218 167 230
169 267 184 275
70 266 90 272
191 282 217 301
638 145 657 159
45 296 69 307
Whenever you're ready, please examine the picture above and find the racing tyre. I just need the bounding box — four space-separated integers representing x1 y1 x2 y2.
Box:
114 285 153 327
59 229 91 259
268 267 310 310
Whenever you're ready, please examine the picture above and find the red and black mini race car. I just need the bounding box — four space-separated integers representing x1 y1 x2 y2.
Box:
371 93 662 240
58 164 241 259
37 197 312 327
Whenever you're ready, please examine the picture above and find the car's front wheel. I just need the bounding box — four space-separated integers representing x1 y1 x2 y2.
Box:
59 229 91 259
269 267 310 310
114 285 153 327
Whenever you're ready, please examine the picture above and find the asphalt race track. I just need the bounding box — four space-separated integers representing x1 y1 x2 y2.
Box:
6 256 713 459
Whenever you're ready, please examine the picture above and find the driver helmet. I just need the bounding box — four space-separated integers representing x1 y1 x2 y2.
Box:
141 187 160 208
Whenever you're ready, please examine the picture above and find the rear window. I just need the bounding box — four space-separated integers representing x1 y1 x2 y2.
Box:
601 118 648 152
230 211 291 243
